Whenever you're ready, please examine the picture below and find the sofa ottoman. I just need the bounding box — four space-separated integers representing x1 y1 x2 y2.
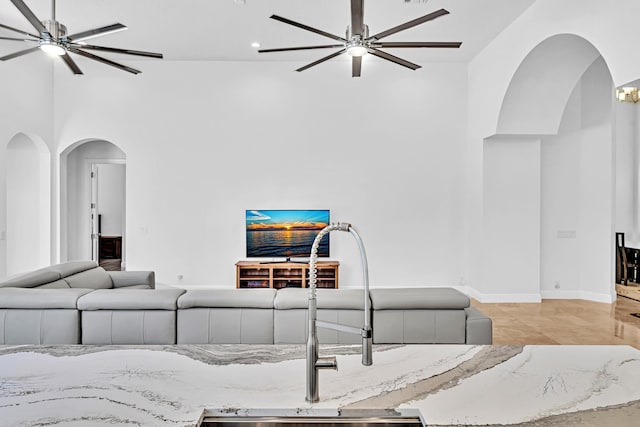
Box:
0 288 93 344
177 289 276 344
370 287 483 344
77 288 185 344
273 288 369 344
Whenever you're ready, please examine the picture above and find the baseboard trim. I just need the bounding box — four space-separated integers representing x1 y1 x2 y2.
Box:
541 290 615 303
459 287 614 303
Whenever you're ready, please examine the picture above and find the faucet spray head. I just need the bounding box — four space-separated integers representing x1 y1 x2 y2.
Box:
333 222 351 232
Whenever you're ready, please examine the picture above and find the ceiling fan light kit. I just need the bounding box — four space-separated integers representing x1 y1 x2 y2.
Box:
39 20 65 55
0 0 163 75
259 0 462 77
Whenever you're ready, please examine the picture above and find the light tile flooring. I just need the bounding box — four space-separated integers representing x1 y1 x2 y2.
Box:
472 296 640 349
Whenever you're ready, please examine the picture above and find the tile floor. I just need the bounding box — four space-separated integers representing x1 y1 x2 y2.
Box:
472 296 640 349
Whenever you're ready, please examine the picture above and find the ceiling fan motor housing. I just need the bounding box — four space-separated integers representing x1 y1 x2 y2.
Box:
346 24 369 40
42 19 66 41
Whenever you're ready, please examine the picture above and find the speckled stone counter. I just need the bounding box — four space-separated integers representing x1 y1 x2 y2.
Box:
1 344 640 426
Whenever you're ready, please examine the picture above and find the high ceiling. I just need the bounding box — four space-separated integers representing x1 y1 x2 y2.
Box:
0 0 534 66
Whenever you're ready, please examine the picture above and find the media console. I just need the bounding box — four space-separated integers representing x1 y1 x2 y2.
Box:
235 261 339 289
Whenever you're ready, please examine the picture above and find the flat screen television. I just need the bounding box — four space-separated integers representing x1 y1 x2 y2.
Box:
246 209 330 259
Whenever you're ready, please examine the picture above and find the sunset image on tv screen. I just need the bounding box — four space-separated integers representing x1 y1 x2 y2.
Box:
246 210 330 258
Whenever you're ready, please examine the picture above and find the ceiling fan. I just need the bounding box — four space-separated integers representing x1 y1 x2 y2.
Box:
0 0 162 75
258 0 462 77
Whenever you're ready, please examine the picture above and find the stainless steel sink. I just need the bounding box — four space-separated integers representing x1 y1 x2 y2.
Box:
199 416 423 427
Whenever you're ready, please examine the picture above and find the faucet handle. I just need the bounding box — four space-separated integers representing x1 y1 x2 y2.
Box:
316 356 338 371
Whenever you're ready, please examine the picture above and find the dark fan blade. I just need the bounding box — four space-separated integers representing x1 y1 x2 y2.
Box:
67 23 127 42
69 44 162 58
0 22 38 39
270 15 346 42
259 44 344 53
352 55 362 77
10 0 50 36
377 41 462 48
351 0 364 36
296 49 346 72
369 9 449 41
68 48 141 74
368 48 420 70
0 45 39 61
0 36 35 41
60 52 83 75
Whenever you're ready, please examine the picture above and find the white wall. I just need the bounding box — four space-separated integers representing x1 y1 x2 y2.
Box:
0 54 53 280
480 137 541 301
6 134 50 276
615 98 639 247
541 58 615 302
467 0 640 301
53 59 468 288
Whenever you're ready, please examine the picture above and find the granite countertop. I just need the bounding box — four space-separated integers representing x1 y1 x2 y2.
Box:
1 344 640 426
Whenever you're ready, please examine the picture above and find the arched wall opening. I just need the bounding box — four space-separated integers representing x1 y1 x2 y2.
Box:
480 34 618 303
5 132 51 276
60 139 126 268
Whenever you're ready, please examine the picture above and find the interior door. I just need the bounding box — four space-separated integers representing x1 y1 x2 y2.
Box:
90 164 99 262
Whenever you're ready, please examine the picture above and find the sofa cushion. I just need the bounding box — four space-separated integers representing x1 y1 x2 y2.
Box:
109 271 155 289
36 279 71 289
82 310 176 345
178 308 274 344
77 289 186 311
178 289 276 309
274 288 367 310
373 309 467 344
369 288 470 310
49 261 98 278
0 288 93 309
0 309 81 344
0 268 62 288
274 308 365 344
64 267 113 289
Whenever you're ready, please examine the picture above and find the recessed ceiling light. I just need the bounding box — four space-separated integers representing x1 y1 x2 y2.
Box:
251 42 261 49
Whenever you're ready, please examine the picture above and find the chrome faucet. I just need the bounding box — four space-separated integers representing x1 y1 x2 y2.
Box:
306 222 372 403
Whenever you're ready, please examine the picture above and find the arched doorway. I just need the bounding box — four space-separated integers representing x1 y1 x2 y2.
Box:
60 140 126 270
482 35 617 302
5 133 51 276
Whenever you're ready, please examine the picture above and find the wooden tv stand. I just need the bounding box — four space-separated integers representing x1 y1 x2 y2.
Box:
235 261 339 289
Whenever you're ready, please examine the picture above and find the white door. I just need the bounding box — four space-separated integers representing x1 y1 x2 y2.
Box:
90 164 99 262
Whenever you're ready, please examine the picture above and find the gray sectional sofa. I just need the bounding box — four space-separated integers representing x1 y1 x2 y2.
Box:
0 262 492 345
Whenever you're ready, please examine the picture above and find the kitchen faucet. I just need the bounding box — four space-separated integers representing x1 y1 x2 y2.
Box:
306 222 372 403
